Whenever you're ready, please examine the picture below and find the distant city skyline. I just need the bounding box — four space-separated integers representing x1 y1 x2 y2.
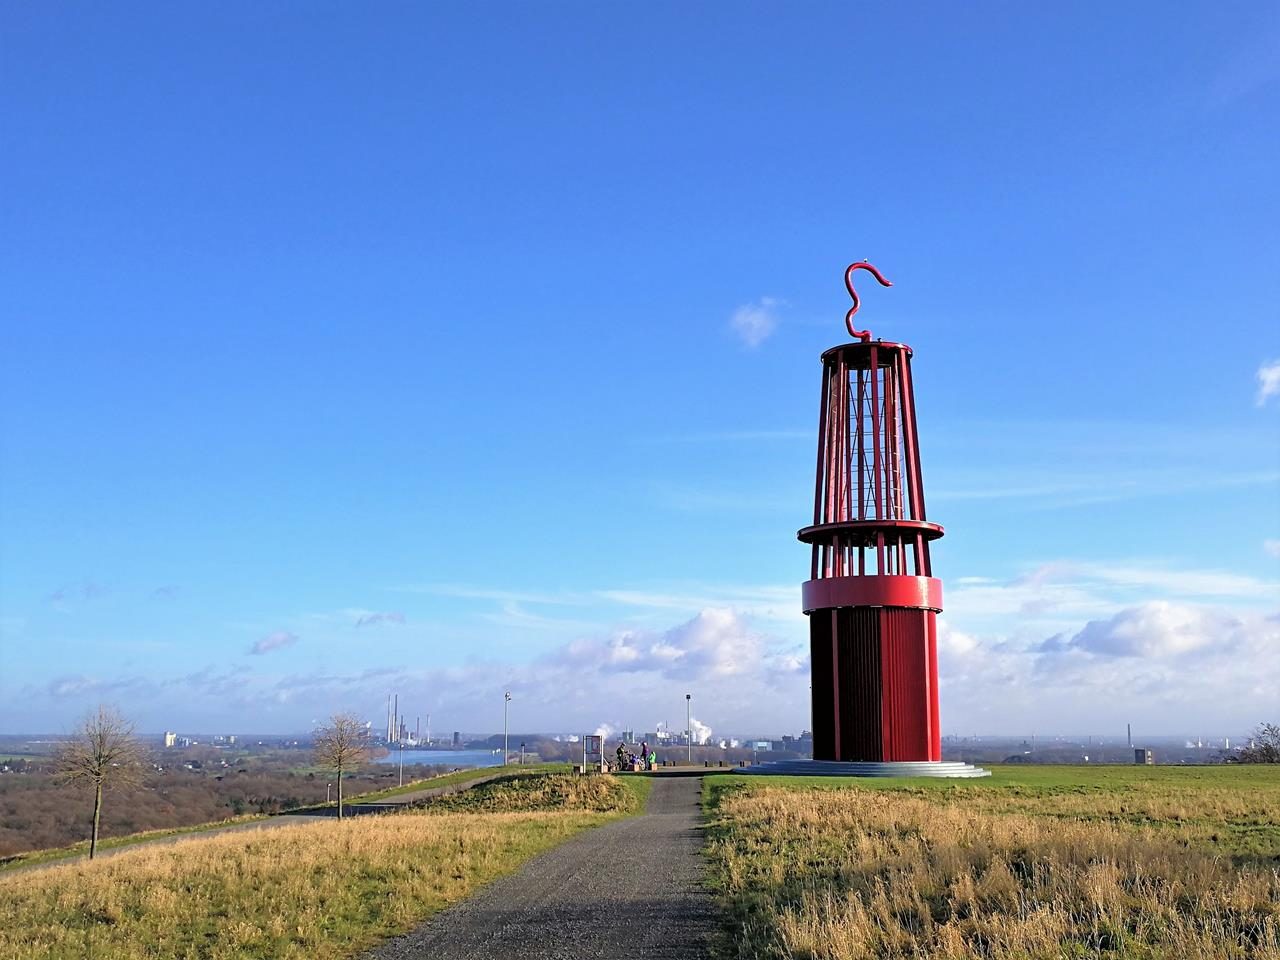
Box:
2 5 1278 736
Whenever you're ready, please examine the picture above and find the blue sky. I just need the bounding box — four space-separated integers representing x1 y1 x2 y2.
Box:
2 4 1277 739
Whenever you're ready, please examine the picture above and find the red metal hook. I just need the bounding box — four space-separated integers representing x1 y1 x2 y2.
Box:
844 260 893 341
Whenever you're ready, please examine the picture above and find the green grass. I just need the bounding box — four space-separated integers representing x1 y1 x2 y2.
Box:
354 762 571 801
706 763 1280 862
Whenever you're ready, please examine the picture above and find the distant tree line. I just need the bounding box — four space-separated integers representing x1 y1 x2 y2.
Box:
35 705 375 859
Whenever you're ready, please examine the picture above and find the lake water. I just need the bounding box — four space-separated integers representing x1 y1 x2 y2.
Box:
373 748 504 768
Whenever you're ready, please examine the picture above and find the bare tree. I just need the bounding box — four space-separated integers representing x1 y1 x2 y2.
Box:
314 713 370 819
1238 722 1280 763
54 705 143 859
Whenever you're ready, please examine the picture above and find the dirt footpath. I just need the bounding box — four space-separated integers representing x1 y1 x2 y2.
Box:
366 775 717 959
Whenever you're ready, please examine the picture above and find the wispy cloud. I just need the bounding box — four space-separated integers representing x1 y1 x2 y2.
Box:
649 482 795 514
729 297 782 348
932 470 1279 510
1257 359 1280 407
32 591 1279 738
395 584 592 606
261 608 806 736
249 631 299 655
354 611 405 628
46 580 106 605
644 429 810 444
948 560 1279 633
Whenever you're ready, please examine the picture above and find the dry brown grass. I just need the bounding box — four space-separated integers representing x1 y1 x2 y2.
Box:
709 785 1280 959
0 805 612 959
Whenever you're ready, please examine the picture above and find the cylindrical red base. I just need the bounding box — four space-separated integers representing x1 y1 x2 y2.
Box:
809 606 941 762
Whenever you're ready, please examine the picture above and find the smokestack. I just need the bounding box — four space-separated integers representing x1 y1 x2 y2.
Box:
1127 723 1132 748
387 694 392 743
415 716 420 742
393 694 399 743
426 713 431 745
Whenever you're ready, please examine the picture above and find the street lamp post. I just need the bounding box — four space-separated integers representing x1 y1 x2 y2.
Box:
503 691 512 765
326 783 332 804
686 693 692 764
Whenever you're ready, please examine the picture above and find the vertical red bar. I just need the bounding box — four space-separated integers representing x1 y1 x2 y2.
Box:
890 350 901 519
869 347 881 521
830 610 842 760
899 354 927 521
811 359 831 580
824 360 839 576
927 613 941 761
833 356 846 573
878 608 892 761
856 363 865 520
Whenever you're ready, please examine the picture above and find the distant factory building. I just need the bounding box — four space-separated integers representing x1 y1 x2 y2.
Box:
163 731 177 748
1135 749 1154 765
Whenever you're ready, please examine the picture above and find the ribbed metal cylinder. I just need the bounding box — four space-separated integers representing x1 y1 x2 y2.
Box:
803 339 944 764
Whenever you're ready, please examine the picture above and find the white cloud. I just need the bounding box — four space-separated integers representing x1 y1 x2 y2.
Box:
947 560 1279 637
1257 359 1280 406
935 601 1280 732
249 631 299 655
729 297 781 347
1043 602 1237 658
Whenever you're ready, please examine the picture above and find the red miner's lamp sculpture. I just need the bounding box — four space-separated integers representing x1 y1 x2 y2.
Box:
790 263 987 777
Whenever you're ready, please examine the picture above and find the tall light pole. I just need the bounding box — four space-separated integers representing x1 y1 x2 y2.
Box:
686 693 692 764
503 691 512 765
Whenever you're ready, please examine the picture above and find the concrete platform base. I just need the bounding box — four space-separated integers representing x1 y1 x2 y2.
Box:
741 759 991 778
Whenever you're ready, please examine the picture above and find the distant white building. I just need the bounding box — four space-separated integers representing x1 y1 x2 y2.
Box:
163 732 177 748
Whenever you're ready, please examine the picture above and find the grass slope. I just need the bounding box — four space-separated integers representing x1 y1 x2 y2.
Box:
0 764 545 874
705 764 1280 959
1 772 640 960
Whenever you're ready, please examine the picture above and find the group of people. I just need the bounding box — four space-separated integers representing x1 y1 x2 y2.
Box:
614 739 657 772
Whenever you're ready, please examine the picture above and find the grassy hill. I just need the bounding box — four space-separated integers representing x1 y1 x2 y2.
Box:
705 764 1280 959
0 772 647 960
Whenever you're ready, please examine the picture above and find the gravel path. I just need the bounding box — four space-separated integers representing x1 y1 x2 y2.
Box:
366 775 717 960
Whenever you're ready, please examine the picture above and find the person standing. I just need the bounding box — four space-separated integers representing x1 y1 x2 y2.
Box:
640 740 650 770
